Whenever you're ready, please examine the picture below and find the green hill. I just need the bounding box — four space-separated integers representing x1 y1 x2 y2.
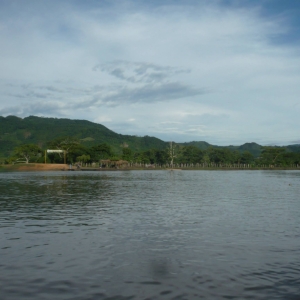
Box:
0 115 167 158
225 142 262 157
179 141 262 157
179 141 212 150
1 115 299 160
286 144 300 153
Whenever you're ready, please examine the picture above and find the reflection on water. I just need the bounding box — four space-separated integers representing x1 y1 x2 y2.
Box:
0 170 300 299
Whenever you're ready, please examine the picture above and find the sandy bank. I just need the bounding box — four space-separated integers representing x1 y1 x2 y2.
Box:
1 164 299 172
0 163 69 172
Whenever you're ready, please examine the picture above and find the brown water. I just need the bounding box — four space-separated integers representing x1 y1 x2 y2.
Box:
0 170 300 299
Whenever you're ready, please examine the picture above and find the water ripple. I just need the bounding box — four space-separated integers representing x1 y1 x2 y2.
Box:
1 170 300 299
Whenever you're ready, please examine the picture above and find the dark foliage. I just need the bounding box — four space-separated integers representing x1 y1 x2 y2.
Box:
1 116 300 166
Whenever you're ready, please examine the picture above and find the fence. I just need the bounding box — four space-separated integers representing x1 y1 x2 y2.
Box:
76 161 300 169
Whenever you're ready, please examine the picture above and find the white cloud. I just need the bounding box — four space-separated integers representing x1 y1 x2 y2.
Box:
94 116 112 123
0 1 300 145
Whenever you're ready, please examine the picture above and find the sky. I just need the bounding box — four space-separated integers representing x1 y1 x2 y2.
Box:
0 0 300 146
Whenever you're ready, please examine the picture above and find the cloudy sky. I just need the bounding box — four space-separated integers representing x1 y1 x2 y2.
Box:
0 0 300 145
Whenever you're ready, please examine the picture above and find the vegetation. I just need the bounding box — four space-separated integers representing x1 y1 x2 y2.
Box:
13 144 42 164
5 141 300 169
1 116 300 168
0 115 167 159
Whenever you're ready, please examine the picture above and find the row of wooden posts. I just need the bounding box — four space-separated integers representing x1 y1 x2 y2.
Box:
78 161 300 169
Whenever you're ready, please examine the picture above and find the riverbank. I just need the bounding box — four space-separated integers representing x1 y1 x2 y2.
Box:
0 163 69 172
1 163 300 172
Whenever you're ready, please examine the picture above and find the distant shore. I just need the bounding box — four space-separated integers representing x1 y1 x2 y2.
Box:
0 163 70 172
1 163 300 172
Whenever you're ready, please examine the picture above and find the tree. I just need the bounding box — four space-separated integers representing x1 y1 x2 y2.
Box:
89 144 114 161
168 141 177 167
133 151 151 164
14 144 42 164
206 147 233 164
48 136 80 152
232 150 241 164
259 147 286 165
122 147 133 162
178 146 203 164
67 145 89 163
240 151 254 164
47 137 80 163
76 154 90 163
202 153 210 164
154 149 169 165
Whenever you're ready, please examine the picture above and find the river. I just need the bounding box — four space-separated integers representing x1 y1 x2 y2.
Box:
0 170 300 299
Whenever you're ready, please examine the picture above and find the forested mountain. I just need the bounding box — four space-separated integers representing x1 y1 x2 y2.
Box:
0 115 299 160
179 141 262 157
0 115 167 158
286 144 300 153
178 141 212 150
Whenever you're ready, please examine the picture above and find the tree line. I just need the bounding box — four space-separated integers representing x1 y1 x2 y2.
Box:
3 136 300 168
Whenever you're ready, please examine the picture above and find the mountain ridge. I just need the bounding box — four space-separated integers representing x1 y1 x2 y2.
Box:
1 115 299 159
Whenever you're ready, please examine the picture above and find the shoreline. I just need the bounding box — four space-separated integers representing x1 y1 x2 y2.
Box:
1 163 300 172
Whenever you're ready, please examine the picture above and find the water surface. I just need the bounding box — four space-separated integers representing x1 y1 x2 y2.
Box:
0 170 300 299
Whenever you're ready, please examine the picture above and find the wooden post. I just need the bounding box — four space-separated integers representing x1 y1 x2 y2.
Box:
64 151 66 164
45 150 46 164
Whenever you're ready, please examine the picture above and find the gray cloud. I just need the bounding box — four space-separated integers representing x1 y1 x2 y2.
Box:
26 91 50 99
38 86 65 93
6 91 50 99
94 60 190 84
2 81 101 105
0 101 66 118
1 1 300 145
2 76 204 111
88 61 202 107
289 140 300 144
95 82 205 107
